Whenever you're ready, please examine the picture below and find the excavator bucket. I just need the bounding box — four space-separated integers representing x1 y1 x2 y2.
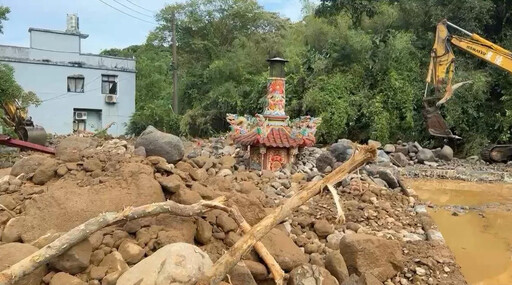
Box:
422 100 461 139
19 125 48 146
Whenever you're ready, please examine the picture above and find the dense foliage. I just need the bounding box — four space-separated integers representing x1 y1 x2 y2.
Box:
0 6 9 34
105 0 512 156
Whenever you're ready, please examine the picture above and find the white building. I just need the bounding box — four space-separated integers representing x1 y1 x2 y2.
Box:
0 14 136 136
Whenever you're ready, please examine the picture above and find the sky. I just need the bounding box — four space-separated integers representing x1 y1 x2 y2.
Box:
0 0 313 54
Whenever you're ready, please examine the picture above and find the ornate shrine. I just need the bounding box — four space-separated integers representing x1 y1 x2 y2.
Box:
226 57 321 171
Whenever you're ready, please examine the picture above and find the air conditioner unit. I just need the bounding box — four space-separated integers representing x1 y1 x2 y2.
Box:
75 111 87 120
105 94 117 103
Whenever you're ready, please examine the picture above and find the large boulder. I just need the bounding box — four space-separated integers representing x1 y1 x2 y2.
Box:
329 139 354 162
389 152 409 167
365 166 399 189
339 234 404 282
13 163 165 242
288 264 339 285
55 137 97 162
0 243 48 285
10 155 53 176
116 243 212 285
325 251 349 284
316 152 335 173
261 228 307 272
135 126 184 164
50 239 92 274
436 145 454 161
417 148 436 163
32 159 58 185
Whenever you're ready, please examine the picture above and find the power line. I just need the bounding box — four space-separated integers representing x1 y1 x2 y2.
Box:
111 0 154 18
97 0 157 25
125 0 157 14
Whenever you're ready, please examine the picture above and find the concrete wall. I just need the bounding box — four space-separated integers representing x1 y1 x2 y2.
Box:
2 61 135 136
30 30 81 53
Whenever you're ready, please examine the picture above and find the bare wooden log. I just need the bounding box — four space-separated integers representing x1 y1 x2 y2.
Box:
197 144 377 285
0 204 15 218
228 205 285 285
326 184 345 224
0 197 229 285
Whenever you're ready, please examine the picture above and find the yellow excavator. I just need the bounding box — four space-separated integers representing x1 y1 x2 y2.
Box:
425 19 512 163
1 101 47 146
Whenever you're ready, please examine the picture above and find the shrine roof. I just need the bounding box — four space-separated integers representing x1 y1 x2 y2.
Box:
234 126 315 148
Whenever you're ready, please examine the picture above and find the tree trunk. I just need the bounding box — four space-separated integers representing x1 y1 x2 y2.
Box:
197 144 377 284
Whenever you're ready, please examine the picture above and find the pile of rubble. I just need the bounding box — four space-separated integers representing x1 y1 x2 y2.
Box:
0 127 468 285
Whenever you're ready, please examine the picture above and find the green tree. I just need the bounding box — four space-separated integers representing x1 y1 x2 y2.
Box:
0 6 9 34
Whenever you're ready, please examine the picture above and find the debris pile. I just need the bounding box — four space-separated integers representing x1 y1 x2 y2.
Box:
0 127 468 285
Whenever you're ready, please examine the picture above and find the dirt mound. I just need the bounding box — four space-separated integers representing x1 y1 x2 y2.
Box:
13 162 164 242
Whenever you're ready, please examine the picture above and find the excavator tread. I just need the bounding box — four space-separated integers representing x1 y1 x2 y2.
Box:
480 144 512 163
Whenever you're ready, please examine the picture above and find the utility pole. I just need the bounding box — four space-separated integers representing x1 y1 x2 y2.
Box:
171 12 178 114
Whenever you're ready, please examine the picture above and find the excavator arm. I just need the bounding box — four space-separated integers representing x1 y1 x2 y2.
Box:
427 19 512 105
425 19 512 162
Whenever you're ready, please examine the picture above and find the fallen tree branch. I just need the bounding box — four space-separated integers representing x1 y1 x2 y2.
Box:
0 204 15 218
326 184 345 224
229 205 285 285
0 197 229 285
197 144 377 285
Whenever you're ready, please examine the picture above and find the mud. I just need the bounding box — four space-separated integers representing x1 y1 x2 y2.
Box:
408 179 512 285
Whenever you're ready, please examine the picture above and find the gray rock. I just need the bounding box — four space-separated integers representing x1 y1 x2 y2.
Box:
261 228 307 271
417 148 435 163
330 139 354 162
394 145 408 156
195 218 213 245
376 150 390 164
407 142 419 154
437 145 453 161
288 264 339 285
0 243 48 285
372 178 388 188
244 260 268 281
316 152 336 173
314 219 334 238
50 239 92 274
389 152 408 167
325 251 349 284
116 243 212 285
340 234 404 282
135 126 184 164
383 144 395 153
326 232 344 250
133 146 146 157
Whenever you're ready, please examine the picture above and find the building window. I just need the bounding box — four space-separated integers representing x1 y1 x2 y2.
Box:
67 75 84 93
102 75 118 95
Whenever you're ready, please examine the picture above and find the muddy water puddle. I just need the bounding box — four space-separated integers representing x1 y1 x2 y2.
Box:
407 179 512 285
